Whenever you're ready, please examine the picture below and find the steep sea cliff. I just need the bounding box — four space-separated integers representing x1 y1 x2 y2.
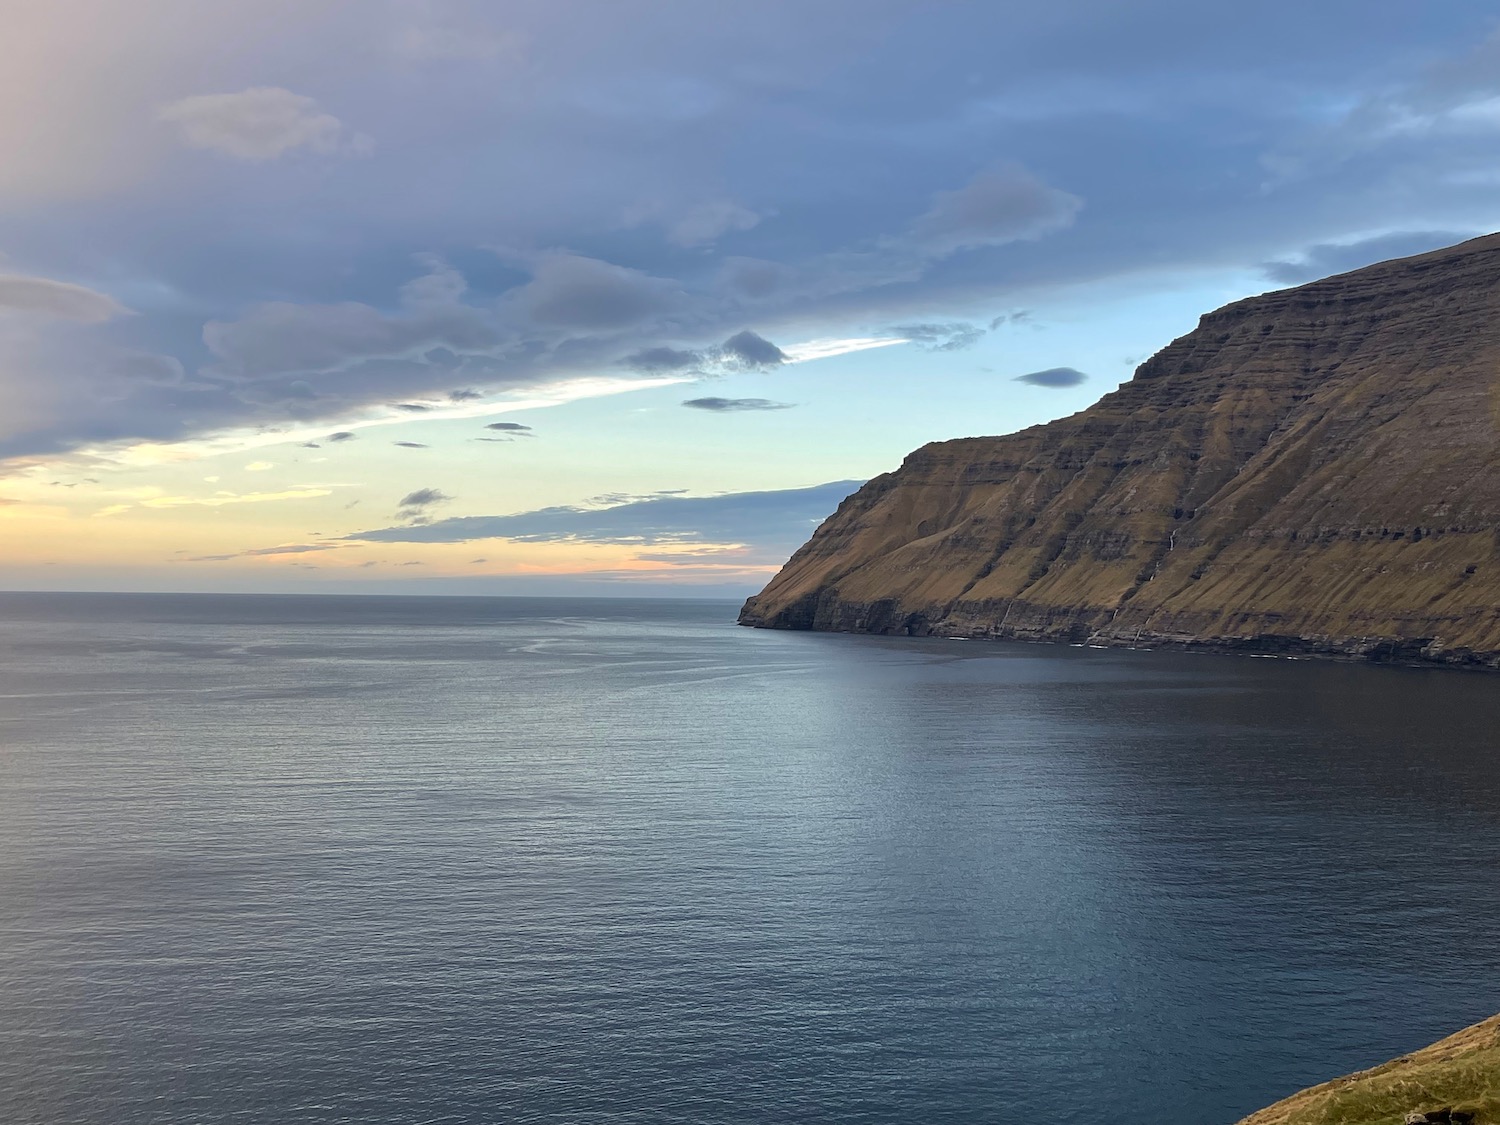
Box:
741 233 1500 667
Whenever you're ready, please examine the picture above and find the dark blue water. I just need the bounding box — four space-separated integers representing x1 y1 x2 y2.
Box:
1 592 1498 1125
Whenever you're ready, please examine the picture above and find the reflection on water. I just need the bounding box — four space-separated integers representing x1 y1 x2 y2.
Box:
1 592 1498 1125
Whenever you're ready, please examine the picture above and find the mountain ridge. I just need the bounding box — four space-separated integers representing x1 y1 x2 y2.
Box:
739 233 1500 667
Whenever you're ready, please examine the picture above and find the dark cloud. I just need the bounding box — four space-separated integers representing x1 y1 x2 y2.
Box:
1261 230 1477 284
1014 366 1088 388
4 5 1499 465
894 322 985 351
394 441 429 448
988 310 1033 330
514 253 681 330
909 166 1082 255
398 488 452 510
448 388 483 401
619 330 785 376
718 330 786 369
619 345 701 373
484 422 533 432
348 480 864 559
395 402 432 412
301 441 321 448
682 397 794 412
327 431 356 442
202 296 501 379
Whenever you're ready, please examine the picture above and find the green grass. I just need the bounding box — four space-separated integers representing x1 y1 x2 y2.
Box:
1236 1017 1500 1125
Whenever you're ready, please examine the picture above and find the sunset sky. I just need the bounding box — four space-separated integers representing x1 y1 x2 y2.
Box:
3 0 1498 595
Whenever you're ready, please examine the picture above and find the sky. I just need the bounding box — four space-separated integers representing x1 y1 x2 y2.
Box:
1 0 1498 597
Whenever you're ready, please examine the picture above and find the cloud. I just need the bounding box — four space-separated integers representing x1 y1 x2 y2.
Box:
720 258 788 299
989 310 1034 330
682 397 794 411
394 441 428 448
188 542 349 562
448 388 483 401
894 322 985 351
512 253 681 330
348 479 863 559
5 3 1500 469
620 329 785 376
1266 31 1500 181
718 329 786 369
910 165 1082 255
0 276 126 323
140 488 332 509
1261 230 1476 284
619 345 702 373
667 200 762 247
158 87 365 161
395 402 432 412
1014 366 1088 388
398 487 451 511
485 422 533 432
203 278 501 379
327 431 356 442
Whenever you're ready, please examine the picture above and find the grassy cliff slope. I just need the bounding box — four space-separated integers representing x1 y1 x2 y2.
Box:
1235 1015 1500 1125
741 233 1500 666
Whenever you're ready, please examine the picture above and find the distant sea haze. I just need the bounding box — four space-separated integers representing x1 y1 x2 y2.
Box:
1 592 1497 1125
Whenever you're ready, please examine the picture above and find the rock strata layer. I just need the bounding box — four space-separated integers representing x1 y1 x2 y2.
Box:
740 233 1500 667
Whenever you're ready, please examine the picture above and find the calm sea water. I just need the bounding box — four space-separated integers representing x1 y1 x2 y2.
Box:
1 592 1498 1125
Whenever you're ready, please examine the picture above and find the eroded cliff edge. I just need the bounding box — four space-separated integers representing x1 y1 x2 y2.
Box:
740 233 1500 666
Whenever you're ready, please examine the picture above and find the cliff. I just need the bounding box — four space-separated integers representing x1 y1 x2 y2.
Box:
740 233 1500 666
1232 1014 1500 1125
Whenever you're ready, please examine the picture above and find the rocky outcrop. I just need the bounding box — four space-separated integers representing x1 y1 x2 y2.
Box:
740 233 1500 667
1232 1013 1500 1125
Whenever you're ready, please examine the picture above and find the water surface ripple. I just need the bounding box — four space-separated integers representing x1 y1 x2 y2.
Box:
1 593 1498 1124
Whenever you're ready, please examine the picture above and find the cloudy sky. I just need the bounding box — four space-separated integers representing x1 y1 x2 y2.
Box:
1 0 1497 596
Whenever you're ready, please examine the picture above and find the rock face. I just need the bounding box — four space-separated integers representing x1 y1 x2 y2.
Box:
740 233 1500 667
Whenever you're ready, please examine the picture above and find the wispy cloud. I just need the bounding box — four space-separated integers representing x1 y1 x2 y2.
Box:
0 276 127 322
347 480 863 560
1260 230 1476 284
140 488 333 509
682 397 794 412
186 542 350 562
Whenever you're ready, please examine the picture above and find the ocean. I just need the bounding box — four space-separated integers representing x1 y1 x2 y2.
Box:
1 592 1497 1125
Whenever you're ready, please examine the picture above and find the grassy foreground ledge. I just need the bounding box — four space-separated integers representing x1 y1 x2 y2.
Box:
1234 1015 1500 1125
